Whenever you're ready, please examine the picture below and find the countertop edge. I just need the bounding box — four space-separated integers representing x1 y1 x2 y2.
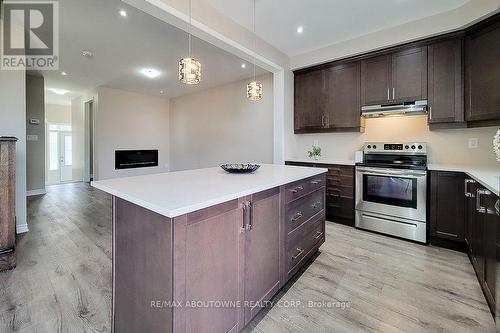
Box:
91 168 328 218
285 159 355 166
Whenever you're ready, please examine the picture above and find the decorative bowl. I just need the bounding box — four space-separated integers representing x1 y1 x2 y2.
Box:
221 164 261 174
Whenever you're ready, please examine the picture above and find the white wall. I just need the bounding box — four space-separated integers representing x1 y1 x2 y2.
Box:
169 74 274 171
94 87 170 180
0 70 28 233
286 115 499 167
46 104 71 124
71 97 84 182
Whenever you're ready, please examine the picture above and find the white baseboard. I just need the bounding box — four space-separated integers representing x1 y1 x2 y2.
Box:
16 223 29 234
27 188 46 196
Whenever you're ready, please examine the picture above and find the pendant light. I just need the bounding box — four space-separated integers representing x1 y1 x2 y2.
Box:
179 0 201 84
247 0 263 101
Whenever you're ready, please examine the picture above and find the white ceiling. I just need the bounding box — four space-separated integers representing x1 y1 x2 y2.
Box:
205 0 470 56
41 0 267 106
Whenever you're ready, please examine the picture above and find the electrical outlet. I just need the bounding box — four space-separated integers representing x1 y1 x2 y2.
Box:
468 138 478 149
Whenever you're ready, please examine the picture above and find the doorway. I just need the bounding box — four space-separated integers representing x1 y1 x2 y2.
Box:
84 99 95 182
47 124 73 184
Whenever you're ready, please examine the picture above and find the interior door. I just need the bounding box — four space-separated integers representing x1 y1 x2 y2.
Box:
391 47 428 103
59 132 73 182
244 189 281 325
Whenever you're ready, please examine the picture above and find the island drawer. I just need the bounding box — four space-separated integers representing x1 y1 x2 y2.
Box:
285 174 326 203
285 189 324 233
285 212 325 277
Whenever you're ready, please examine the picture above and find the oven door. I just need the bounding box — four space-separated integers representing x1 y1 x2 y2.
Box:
355 166 427 222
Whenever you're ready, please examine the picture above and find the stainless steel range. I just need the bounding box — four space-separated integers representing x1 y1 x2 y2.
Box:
355 143 428 243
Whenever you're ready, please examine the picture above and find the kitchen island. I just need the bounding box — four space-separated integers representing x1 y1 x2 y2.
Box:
91 164 327 333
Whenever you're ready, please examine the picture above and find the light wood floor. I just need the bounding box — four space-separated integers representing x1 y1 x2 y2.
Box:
0 183 495 332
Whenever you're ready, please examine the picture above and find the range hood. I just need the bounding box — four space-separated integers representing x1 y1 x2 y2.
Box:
361 100 428 118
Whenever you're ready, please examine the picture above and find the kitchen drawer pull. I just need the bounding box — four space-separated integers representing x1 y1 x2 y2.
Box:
313 231 323 240
290 186 304 193
291 212 303 222
476 189 491 214
465 179 476 198
311 201 322 209
311 179 322 185
291 248 304 260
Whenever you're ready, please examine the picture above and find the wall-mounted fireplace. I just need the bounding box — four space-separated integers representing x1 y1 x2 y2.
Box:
115 150 159 170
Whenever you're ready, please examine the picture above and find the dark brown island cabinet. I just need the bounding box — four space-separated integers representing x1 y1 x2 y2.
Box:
285 162 355 226
0 137 17 271
111 174 326 333
293 13 500 134
429 171 500 317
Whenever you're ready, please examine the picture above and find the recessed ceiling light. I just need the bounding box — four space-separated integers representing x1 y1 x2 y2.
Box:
160 90 165 94
241 63 246 69
48 88 69 95
297 26 304 34
119 9 127 17
140 68 161 79
61 72 67 76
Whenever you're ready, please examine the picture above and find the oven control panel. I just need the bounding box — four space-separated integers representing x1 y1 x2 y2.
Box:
363 143 427 155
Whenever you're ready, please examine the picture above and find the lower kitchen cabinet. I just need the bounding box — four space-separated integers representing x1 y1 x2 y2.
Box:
285 161 355 226
429 171 466 249
464 176 499 317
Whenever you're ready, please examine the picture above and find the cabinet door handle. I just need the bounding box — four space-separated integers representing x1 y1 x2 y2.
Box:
291 212 303 222
290 186 304 194
392 87 395 100
476 189 491 214
387 87 390 101
245 201 253 231
495 199 499 216
428 106 432 121
311 179 322 185
313 231 324 240
311 201 322 209
292 248 304 260
465 179 476 198
321 115 325 127
240 202 247 233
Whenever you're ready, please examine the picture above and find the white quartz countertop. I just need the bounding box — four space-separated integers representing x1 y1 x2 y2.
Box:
91 164 327 218
428 164 499 196
286 158 355 166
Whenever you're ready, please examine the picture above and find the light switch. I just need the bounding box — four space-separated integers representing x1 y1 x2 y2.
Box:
27 135 38 141
468 138 478 149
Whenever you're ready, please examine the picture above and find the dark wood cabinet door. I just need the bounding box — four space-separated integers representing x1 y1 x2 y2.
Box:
482 192 498 311
244 189 281 325
182 204 245 333
428 39 464 125
465 179 476 252
391 47 428 103
465 20 500 123
471 182 485 282
325 62 361 129
294 70 326 131
361 55 391 105
429 171 465 242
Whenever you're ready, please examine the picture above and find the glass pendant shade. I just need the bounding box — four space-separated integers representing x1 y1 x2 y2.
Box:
179 57 201 85
247 80 262 101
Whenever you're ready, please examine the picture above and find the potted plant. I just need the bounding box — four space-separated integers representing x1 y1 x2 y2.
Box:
308 145 322 161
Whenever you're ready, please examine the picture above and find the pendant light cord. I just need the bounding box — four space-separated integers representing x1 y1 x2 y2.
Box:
188 0 192 57
253 0 256 81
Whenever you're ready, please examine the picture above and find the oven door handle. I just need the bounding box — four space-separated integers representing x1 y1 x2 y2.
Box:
357 167 426 177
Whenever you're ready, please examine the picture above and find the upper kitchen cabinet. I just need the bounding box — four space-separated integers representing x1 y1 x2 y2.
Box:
391 47 427 103
427 38 464 128
325 62 363 130
361 55 391 106
465 16 500 126
294 61 363 134
361 46 427 106
294 69 327 132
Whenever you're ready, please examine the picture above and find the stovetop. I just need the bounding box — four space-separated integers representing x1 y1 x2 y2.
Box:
357 142 428 170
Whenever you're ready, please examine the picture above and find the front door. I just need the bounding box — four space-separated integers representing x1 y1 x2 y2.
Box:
59 132 73 182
